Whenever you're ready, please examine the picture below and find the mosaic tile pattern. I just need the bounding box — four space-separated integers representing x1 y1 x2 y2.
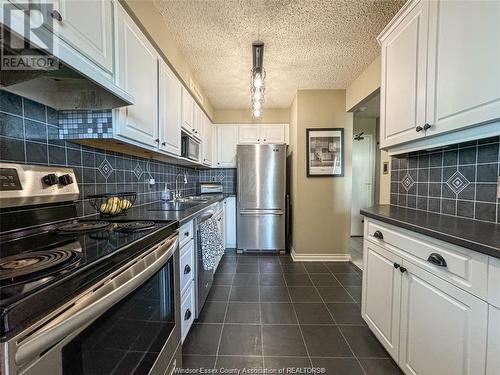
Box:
199 168 237 194
0 91 199 217
390 137 500 223
59 110 113 139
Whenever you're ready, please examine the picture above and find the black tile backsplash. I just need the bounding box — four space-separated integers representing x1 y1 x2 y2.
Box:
391 137 500 224
0 91 214 217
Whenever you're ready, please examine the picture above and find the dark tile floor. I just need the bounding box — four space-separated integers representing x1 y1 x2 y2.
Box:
182 252 403 375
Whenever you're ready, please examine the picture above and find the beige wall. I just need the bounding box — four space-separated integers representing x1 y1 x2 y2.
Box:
345 56 381 112
122 0 214 118
290 90 353 256
213 108 290 124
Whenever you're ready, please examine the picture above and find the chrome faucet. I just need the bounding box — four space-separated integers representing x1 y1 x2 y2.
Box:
175 172 188 200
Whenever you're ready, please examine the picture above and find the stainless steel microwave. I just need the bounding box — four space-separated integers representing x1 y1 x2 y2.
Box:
181 133 201 162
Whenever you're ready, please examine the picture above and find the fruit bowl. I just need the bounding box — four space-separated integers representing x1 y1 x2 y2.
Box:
88 192 137 216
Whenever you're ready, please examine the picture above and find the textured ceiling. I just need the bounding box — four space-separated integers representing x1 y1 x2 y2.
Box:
154 0 405 109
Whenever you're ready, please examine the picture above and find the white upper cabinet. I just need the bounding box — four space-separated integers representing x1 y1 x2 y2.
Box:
193 103 203 140
202 114 213 166
379 0 500 152
425 0 500 136
216 125 238 168
260 124 285 143
238 125 261 144
158 59 182 156
379 0 429 148
182 88 194 134
399 260 488 375
50 0 114 74
238 124 288 144
114 3 158 147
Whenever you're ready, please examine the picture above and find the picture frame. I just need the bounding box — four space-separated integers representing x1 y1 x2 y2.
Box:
306 128 344 177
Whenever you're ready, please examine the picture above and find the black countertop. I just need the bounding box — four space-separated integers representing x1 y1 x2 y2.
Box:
361 205 500 258
124 194 233 225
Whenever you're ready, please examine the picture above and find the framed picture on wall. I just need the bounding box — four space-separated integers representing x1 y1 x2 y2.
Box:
306 128 344 177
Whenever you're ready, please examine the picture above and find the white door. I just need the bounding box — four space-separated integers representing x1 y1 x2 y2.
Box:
238 125 261 144
191 103 202 140
487 305 500 375
216 125 238 167
425 0 500 137
50 0 113 74
224 197 237 248
380 0 429 148
115 4 158 147
351 134 374 236
202 115 212 166
362 242 402 361
399 260 488 375
158 59 182 156
181 88 194 134
260 124 284 143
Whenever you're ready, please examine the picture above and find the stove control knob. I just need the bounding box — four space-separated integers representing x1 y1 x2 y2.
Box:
59 174 74 186
42 173 58 186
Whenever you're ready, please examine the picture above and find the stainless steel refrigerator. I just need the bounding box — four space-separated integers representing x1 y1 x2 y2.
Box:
237 143 286 253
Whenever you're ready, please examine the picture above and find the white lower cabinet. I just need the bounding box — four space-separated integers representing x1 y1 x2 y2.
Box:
224 197 236 248
179 239 195 296
487 305 500 375
180 281 195 343
362 242 402 360
399 260 488 375
362 219 493 375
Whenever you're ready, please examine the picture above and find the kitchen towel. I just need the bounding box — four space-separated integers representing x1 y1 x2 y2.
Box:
199 217 224 270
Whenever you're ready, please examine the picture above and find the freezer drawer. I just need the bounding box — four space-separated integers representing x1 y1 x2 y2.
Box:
237 212 285 251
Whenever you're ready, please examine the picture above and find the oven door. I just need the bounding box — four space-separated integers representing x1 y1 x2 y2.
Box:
9 234 180 375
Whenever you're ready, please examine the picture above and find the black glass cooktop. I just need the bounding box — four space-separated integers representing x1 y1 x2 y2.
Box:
0 218 178 339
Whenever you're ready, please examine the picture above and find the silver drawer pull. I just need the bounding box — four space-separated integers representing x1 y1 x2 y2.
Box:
427 253 447 267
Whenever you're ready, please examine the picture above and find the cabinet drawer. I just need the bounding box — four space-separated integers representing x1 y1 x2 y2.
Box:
180 282 195 343
179 220 194 248
366 219 488 299
488 257 500 308
180 239 195 296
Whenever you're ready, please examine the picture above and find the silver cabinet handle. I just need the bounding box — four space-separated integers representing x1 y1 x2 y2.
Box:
15 235 178 366
50 10 62 21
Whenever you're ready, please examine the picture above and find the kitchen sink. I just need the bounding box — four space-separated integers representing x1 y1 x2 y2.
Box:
148 201 200 211
165 196 210 203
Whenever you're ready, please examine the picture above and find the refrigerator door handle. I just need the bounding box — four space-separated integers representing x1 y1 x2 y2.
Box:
239 209 284 216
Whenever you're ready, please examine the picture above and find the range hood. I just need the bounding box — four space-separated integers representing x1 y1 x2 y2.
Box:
0 26 134 110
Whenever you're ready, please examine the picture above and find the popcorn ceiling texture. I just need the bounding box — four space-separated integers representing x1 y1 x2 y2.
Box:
153 0 404 108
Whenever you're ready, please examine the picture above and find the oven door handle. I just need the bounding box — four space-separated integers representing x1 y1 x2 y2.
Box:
15 234 178 366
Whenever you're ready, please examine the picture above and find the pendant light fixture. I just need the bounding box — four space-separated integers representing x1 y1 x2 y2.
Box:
251 41 265 119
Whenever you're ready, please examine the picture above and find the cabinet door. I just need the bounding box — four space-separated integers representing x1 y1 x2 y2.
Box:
181 88 194 134
216 125 238 168
192 103 202 140
399 260 488 375
51 0 113 74
202 115 212 166
362 241 402 360
158 59 182 156
238 125 261 144
260 124 285 143
224 197 236 248
425 0 500 137
115 4 158 147
487 305 500 375
379 0 429 148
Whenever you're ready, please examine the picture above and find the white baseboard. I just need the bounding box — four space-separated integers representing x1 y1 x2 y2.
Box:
291 248 351 262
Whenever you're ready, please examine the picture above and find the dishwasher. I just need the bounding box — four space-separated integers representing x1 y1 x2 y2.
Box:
195 200 225 317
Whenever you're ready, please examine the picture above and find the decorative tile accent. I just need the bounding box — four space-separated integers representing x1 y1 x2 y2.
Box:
446 171 470 195
401 173 415 192
390 137 500 224
0 92 201 217
98 159 113 179
58 110 113 139
133 164 144 180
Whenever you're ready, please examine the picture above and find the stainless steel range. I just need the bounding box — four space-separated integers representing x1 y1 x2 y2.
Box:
0 163 180 375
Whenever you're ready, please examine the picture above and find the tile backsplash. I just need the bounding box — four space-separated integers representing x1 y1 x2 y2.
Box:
199 168 237 195
0 91 201 217
390 137 500 223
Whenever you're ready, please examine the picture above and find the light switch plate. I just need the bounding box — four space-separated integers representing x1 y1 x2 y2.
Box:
497 176 500 199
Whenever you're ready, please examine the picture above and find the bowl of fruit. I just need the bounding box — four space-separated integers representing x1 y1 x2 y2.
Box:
88 192 137 216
